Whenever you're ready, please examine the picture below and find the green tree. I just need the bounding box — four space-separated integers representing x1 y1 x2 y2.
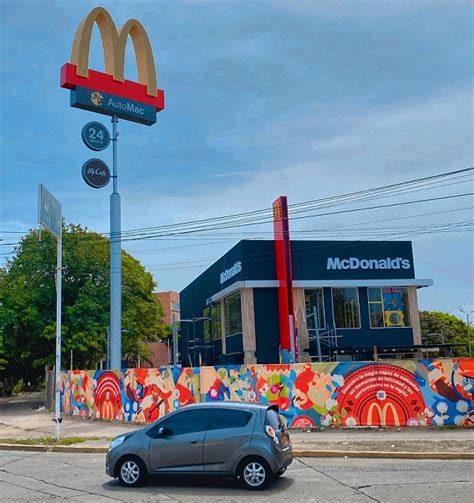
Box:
420 310 470 357
0 224 166 389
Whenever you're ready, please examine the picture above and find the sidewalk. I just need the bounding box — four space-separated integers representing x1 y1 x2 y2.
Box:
1 392 473 457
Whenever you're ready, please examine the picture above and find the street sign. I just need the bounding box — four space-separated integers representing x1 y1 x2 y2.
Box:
38 184 62 238
71 86 157 126
82 158 111 189
81 121 110 151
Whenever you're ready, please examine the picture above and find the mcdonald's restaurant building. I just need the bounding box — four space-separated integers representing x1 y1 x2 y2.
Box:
179 240 434 367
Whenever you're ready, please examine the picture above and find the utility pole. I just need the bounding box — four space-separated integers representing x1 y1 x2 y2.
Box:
459 308 473 358
109 115 122 370
172 314 178 368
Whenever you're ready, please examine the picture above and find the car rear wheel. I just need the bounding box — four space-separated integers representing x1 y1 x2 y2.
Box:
239 458 271 490
117 457 147 487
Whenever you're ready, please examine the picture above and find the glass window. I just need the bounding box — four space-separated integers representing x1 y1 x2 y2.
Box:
368 287 411 328
207 409 252 431
265 409 284 430
204 304 222 341
160 409 209 436
224 292 242 337
332 288 360 328
305 289 326 330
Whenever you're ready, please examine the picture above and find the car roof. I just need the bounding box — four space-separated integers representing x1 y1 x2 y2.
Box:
182 402 275 412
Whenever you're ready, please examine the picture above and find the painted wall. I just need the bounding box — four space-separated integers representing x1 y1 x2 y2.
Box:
61 359 474 428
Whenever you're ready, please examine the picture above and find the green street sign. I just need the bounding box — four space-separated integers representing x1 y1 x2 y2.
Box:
38 184 62 238
81 121 111 151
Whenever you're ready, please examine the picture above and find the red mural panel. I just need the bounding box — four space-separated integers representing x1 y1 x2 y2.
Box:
337 364 426 427
94 371 122 420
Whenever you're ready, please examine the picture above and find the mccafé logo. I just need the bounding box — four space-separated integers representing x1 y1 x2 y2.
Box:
327 257 411 271
61 7 164 118
220 261 242 285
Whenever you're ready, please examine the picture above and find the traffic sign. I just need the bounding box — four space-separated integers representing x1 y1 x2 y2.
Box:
81 121 111 151
38 184 62 238
82 158 111 189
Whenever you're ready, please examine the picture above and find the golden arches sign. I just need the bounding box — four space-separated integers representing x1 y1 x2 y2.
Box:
70 6 157 97
367 402 400 426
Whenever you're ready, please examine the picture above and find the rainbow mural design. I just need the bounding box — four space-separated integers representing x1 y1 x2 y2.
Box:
61 359 474 428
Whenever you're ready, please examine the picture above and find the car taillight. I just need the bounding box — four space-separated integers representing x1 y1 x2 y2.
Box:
265 425 279 445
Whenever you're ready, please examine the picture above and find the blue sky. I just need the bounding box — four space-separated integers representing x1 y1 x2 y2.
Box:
0 0 472 315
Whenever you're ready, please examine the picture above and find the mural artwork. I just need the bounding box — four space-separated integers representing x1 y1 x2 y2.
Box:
61 359 474 428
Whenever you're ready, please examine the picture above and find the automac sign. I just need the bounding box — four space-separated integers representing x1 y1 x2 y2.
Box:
327 257 411 271
61 6 165 125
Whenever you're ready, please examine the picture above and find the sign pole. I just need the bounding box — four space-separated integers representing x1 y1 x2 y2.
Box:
172 314 178 368
109 115 122 370
54 234 62 440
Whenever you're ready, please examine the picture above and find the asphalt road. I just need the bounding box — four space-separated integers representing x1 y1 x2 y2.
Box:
0 450 472 502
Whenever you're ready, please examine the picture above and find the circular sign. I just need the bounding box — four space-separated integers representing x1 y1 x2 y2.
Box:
82 158 111 189
81 121 111 151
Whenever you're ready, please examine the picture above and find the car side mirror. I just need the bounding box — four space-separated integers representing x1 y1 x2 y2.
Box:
157 427 172 438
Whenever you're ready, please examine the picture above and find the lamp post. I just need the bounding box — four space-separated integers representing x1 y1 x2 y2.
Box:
458 308 473 358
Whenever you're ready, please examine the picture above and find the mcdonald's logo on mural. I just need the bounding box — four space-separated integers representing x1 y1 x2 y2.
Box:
61 6 164 125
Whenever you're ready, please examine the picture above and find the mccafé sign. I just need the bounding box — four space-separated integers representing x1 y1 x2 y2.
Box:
61 6 164 125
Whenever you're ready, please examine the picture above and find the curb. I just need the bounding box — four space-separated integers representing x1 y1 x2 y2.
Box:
0 444 107 454
0 443 473 459
292 449 474 460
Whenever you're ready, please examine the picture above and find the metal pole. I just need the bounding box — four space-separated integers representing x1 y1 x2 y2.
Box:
172 314 178 368
110 115 122 370
289 314 295 363
54 235 62 441
70 349 73 371
313 306 322 363
467 313 472 358
106 326 110 370
193 321 196 367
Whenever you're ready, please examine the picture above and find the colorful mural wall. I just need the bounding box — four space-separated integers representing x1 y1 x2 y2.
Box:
61 359 474 427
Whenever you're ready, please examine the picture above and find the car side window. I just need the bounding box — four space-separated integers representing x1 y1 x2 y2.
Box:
207 409 253 431
150 409 209 438
265 409 284 430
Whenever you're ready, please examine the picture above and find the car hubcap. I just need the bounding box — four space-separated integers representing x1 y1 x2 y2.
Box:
121 461 140 484
244 462 266 487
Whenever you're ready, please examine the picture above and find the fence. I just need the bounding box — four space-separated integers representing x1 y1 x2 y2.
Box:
60 358 474 428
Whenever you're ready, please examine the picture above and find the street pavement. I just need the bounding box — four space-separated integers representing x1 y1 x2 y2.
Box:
0 450 473 502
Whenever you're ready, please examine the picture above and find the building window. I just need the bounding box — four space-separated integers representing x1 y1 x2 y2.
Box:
203 304 222 342
368 287 411 328
332 288 360 329
224 292 242 337
171 302 180 311
305 289 326 330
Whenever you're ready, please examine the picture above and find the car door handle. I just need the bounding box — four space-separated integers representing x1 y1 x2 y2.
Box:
190 440 198 444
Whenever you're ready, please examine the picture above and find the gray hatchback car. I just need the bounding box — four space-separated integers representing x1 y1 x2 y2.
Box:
106 402 292 490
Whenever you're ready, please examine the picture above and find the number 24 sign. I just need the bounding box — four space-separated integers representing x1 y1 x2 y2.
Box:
81 121 111 151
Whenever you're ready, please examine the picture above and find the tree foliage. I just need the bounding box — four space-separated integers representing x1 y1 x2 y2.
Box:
420 310 471 357
0 224 166 387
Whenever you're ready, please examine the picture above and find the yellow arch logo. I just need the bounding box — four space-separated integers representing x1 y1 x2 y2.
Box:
70 6 157 97
367 402 400 426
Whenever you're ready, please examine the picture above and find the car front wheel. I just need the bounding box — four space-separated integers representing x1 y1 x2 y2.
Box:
117 457 147 487
239 458 271 490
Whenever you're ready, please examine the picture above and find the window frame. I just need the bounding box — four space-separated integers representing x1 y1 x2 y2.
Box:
367 287 411 329
304 288 326 330
330 287 361 330
223 292 243 338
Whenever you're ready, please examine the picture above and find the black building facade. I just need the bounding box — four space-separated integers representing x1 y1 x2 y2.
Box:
180 240 433 366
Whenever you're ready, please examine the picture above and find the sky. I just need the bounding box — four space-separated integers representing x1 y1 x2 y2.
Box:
0 0 473 316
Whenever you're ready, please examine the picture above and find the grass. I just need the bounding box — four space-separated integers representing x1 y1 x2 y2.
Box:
0 436 107 446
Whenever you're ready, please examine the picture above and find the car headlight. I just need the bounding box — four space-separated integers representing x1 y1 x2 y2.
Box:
109 435 126 451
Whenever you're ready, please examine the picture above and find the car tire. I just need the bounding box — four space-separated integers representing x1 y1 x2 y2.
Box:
275 467 287 477
117 456 147 487
239 457 271 490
